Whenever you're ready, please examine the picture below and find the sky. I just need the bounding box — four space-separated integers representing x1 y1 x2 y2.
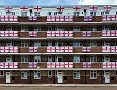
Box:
0 0 117 5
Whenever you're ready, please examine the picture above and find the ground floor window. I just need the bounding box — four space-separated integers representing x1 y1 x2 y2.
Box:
0 71 4 77
90 70 97 79
48 71 52 78
34 71 41 79
73 71 80 79
21 71 27 79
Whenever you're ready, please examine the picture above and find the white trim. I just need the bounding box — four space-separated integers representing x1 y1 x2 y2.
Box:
90 70 97 79
48 70 52 78
34 71 41 79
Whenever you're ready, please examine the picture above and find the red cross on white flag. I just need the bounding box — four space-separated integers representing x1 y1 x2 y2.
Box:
47 62 55 68
4 6 12 11
64 62 73 68
29 62 37 68
111 15 117 21
64 31 73 37
0 16 9 21
29 47 38 52
111 62 117 68
102 46 110 52
84 16 92 21
34 6 41 11
28 16 37 21
83 62 91 68
29 31 37 37
9 47 18 53
103 62 111 68
64 47 73 52
0 47 9 52
82 31 91 37
73 6 81 11
56 6 64 12
111 30 117 36
104 5 111 11
56 31 64 37
47 47 55 52
89 6 97 10
111 46 117 52
56 62 64 68
47 16 55 21
20 6 28 11
56 47 64 52
9 16 18 21
65 16 73 21
56 16 64 21
0 62 9 68
82 47 91 52
102 30 110 36
102 15 111 21
9 62 18 68
9 31 18 37
47 31 55 37
0 31 9 37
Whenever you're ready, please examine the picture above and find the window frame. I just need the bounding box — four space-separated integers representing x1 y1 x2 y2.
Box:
73 56 80 62
21 71 27 79
90 70 97 79
48 70 52 78
90 55 97 62
34 71 41 79
0 71 4 77
21 12 27 16
73 71 80 79
73 41 80 47
21 41 28 47
21 56 28 62
34 56 41 62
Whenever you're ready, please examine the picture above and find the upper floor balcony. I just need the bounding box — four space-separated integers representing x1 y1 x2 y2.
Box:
0 62 116 70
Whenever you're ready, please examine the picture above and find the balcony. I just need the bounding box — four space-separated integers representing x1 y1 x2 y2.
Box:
19 47 47 53
19 16 47 22
73 16 102 22
19 32 46 38
0 62 116 70
74 31 102 38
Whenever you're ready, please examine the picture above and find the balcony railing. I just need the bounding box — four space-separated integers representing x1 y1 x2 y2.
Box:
0 62 116 69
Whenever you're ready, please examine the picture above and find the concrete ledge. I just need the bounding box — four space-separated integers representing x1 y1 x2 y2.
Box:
0 84 117 87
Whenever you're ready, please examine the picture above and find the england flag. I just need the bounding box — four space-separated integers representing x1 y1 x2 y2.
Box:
111 62 117 68
64 62 73 68
0 31 9 37
56 47 64 52
82 31 91 37
47 62 55 68
47 31 55 37
64 31 73 37
29 31 37 37
47 47 55 52
111 30 117 36
28 16 37 21
0 47 9 52
0 62 9 68
56 62 64 68
102 15 111 21
9 47 18 53
103 62 111 68
9 16 18 21
9 62 18 68
111 46 117 52
102 46 110 52
102 30 110 36
83 62 91 68
29 47 38 52
47 16 55 21
29 62 37 68
56 16 64 21
9 31 18 37
65 16 73 21
56 31 64 37
64 47 73 52
84 16 92 21
0 16 9 21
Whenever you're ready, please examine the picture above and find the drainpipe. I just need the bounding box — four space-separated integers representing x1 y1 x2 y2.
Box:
30 70 31 84
85 54 86 84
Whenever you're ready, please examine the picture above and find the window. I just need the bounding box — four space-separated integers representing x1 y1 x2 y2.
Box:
73 56 80 62
48 12 52 16
48 71 52 78
34 56 41 62
48 56 52 62
74 12 80 16
90 41 97 47
90 71 97 79
34 27 41 31
6 12 15 15
56 27 63 31
48 27 53 31
90 12 96 16
6 27 12 31
34 41 41 47
73 71 80 79
89 26 97 31
21 71 27 79
73 27 80 32
73 41 80 47
105 11 109 15
90 56 97 62
0 71 4 77
34 12 40 16
21 41 28 47
48 41 52 46
34 71 41 79
21 56 28 62
21 12 27 16
21 27 28 31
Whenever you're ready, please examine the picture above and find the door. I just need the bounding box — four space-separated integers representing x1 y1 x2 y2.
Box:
104 71 110 83
6 72 11 83
57 71 63 83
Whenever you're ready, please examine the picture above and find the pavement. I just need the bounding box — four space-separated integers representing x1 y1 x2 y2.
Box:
0 84 117 87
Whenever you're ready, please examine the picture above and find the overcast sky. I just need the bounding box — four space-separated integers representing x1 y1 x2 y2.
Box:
0 0 117 5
